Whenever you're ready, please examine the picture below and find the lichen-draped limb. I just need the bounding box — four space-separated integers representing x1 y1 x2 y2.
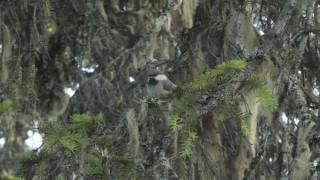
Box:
289 119 315 180
1 25 11 83
126 108 140 156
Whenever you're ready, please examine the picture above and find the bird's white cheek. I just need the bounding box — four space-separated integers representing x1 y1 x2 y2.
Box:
155 74 168 81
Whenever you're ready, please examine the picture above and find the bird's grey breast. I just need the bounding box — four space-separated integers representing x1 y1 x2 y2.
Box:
147 81 161 96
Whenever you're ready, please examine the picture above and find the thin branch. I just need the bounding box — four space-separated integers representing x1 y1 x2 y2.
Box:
294 0 317 74
272 0 297 35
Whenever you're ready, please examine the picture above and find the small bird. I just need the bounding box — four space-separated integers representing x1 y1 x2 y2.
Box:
146 69 177 97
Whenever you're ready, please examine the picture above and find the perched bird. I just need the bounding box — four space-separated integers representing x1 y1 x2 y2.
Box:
146 69 177 97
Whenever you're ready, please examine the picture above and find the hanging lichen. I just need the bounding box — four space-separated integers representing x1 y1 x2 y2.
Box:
1 25 11 83
42 0 57 36
181 0 199 28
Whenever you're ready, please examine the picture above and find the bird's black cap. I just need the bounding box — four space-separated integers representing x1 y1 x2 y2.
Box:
146 69 163 77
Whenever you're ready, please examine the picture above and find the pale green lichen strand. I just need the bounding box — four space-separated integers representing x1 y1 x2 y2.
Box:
126 108 139 156
1 25 11 83
182 0 199 28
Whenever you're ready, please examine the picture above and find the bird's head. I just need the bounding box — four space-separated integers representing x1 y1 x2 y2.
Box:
146 69 177 97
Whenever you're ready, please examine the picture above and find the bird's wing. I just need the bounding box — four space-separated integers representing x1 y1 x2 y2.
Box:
161 79 177 92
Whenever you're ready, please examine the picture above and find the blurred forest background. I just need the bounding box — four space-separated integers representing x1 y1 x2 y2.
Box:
1 0 320 179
